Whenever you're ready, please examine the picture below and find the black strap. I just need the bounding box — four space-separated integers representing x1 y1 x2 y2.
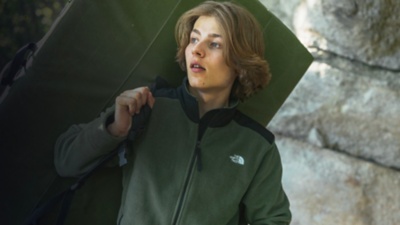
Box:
23 189 68 225
1 42 36 86
24 104 152 225
0 42 37 100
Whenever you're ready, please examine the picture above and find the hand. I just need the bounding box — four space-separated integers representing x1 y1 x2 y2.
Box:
107 87 155 137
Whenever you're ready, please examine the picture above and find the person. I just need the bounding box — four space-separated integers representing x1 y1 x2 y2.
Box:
54 1 291 224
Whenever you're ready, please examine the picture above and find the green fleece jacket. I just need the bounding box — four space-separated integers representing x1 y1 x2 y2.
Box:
54 78 291 225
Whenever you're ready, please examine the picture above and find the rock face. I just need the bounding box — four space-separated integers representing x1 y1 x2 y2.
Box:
277 136 400 225
262 0 400 70
301 0 400 70
260 0 400 224
269 52 400 169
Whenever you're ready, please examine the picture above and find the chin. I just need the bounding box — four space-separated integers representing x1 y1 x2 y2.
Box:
187 75 204 88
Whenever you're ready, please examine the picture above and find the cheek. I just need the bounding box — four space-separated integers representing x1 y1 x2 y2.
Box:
217 60 236 82
184 48 190 67
185 46 191 59
213 53 227 66
215 56 231 73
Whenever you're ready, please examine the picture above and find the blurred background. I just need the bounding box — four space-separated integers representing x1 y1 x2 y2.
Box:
0 0 67 69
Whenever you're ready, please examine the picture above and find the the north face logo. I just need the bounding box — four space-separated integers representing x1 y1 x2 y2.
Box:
230 155 245 165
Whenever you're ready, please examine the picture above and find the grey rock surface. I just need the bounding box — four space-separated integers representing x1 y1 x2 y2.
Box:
261 0 400 70
268 51 400 169
277 135 400 225
259 0 400 224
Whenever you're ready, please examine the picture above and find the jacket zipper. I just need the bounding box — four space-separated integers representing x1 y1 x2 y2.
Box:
171 143 199 225
171 121 207 225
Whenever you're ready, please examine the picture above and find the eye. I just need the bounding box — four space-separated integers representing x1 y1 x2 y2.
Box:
190 37 198 44
209 42 221 49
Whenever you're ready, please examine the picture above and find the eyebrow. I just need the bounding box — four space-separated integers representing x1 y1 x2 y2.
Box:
192 28 222 38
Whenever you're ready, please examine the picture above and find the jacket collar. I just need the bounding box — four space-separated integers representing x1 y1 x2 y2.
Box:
177 77 238 127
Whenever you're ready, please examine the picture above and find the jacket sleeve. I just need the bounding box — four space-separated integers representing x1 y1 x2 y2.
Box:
242 142 291 225
54 106 125 177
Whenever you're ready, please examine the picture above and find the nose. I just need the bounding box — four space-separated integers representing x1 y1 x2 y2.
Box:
191 41 205 58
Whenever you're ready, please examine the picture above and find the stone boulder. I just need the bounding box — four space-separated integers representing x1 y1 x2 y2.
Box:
277 135 400 225
261 0 400 70
268 51 400 169
259 0 400 224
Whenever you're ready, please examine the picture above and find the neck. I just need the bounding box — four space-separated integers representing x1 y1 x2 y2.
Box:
189 87 231 118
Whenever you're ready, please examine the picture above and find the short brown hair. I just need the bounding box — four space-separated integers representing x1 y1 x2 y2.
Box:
175 1 271 101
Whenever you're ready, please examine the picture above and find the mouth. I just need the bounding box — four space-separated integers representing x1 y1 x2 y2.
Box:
190 63 205 70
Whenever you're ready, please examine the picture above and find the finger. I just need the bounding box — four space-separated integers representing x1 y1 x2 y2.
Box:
130 97 139 115
147 91 155 108
121 90 145 113
134 87 151 113
119 87 151 114
134 92 144 114
116 95 136 116
135 87 153 106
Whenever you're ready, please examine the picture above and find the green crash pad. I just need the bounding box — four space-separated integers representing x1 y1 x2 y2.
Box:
0 0 313 224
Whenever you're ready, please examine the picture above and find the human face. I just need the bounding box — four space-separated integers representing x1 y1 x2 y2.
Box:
185 16 236 100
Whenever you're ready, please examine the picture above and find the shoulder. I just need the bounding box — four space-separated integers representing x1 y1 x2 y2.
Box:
232 110 275 145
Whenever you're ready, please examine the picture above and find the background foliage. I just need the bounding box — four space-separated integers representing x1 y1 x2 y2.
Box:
0 0 67 70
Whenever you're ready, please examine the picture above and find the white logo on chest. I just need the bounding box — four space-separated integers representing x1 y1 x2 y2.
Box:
230 154 245 165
